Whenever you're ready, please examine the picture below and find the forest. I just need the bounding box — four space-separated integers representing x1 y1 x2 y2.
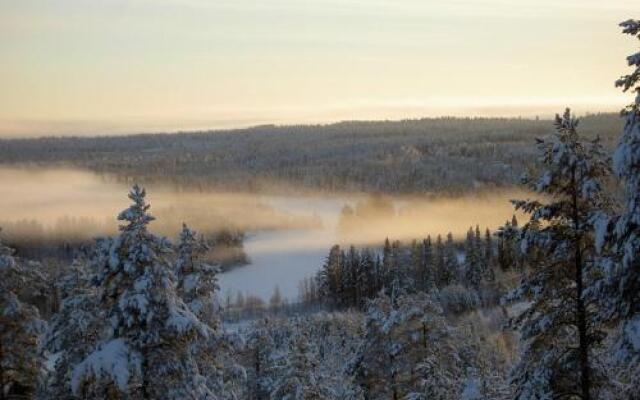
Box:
0 113 622 194
1 17 640 400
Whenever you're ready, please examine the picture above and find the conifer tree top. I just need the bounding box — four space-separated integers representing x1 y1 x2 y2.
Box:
616 19 640 97
117 184 155 234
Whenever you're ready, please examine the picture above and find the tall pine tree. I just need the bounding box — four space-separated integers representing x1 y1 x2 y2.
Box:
593 19 640 395
507 110 610 399
0 234 46 399
71 185 212 399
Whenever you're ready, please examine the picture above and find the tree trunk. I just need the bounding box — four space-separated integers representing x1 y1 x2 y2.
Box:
0 318 7 400
422 323 427 349
572 169 591 400
255 351 261 400
142 351 151 400
575 244 591 400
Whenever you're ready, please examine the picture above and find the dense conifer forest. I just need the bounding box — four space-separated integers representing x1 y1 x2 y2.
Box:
0 114 622 194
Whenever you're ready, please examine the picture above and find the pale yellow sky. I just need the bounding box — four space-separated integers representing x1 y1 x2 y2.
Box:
0 0 636 137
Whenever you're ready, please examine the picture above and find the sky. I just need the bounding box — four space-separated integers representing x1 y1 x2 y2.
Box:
0 0 637 137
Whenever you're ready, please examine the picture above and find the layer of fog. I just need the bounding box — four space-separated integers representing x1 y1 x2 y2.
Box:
0 167 528 300
0 167 318 240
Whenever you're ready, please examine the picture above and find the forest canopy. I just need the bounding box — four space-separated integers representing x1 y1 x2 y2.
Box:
0 114 622 194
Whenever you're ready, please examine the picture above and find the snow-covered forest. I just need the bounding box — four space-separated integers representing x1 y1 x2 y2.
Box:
0 114 622 194
2 17 640 400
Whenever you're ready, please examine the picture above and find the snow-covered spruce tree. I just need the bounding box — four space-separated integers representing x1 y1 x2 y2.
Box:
342 245 360 307
434 234 445 287
316 245 343 309
244 318 274 400
464 227 483 290
357 249 375 307
42 257 105 399
71 185 212 399
441 232 458 287
507 109 610 400
410 240 424 291
0 234 46 399
381 238 393 292
174 223 235 396
596 18 640 393
308 314 363 400
269 330 332 400
351 293 404 399
386 240 413 299
479 227 499 306
354 292 486 399
496 218 520 271
414 236 436 291
475 225 493 282
176 223 220 328
484 228 494 269
400 293 464 400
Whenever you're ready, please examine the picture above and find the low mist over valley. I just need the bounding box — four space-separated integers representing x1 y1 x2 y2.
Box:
0 166 529 300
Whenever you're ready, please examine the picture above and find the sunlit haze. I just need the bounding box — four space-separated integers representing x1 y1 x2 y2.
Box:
0 167 530 299
0 0 635 137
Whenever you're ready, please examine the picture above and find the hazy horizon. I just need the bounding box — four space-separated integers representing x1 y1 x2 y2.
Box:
1 0 635 138
0 107 625 139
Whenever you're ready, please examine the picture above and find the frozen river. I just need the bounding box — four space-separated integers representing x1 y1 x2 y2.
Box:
218 194 352 301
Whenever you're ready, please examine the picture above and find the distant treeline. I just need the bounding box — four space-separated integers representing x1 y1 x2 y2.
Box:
0 114 622 193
